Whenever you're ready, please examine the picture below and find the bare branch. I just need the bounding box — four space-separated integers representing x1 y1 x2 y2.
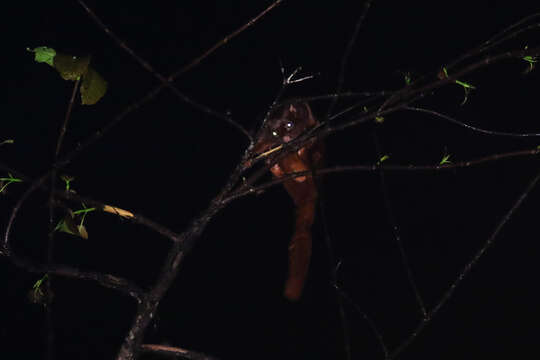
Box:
327 0 374 116
0 163 183 244
224 146 540 203
387 168 540 360
405 106 540 137
372 131 427 318
141 344 220 360
77 0 252 141
9 253 144 300
55 78 81 157
170 0 284 78
64 0 283 168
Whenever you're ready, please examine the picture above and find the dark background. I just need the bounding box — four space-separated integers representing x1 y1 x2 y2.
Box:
3 1 540 359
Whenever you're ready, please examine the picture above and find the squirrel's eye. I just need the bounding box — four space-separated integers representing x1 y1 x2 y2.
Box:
271 130 279 137
285 121 294 130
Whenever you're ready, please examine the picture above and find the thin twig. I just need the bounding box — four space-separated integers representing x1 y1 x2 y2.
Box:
376 46 540 116
327 0 374 117
336 285 389 358
0 163 183 244
68 0 283 169
405 106 540 137
170 0 284 78
55 78 80 157
141 344 220 360
46 75 80 360
318 188 353 360
2 174 48 254
223 146 540 203
387 167 540 360
9 253 144 299
290 90 393 105
372 130 427 318
445 12 540 71
77 0 252 141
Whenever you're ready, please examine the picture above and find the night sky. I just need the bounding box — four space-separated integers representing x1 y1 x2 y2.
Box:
3 1 540 359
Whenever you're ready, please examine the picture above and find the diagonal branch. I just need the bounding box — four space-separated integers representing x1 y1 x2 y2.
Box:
169 0 284 78
223 146 540 203
405 106 540 137
60 0 284 172
327 0 374 117
387 167 540 360
77 0 252 141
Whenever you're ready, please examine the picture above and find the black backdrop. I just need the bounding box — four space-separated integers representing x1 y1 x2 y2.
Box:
3 1 540 359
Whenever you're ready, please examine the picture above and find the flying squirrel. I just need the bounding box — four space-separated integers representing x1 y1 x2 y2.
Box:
253 102 324 301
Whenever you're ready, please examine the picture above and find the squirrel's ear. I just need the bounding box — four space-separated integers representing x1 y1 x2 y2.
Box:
284 102 309 122
294 102 316 126
288 102 306 115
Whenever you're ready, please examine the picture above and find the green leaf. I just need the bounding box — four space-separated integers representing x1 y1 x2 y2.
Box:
77 224 89 240
440 154 452 165
28 274 53 306
33 274 48 289
27 46 56 66
81 67 108 105
522 55 537 73
0 139 14 146
60 175 75 192
53 53 91 80
0 173 22 182
0 173 22 194
55 210 89 239
441 67 449 78
28 47 109 104
73 208 96 215
455 79 476 89
55 218 78 236
404 71 412 85
377 154 390 165
440 67 476 102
